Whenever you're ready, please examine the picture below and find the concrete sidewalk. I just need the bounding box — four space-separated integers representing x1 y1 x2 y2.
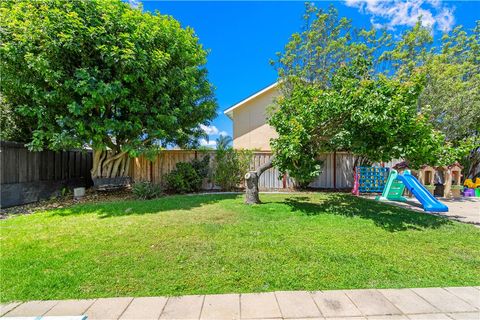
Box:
364 196 480 227
1 287 479 320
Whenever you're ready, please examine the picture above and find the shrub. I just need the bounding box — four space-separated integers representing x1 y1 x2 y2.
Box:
132 181 163 200
214 148 252 191
191 155 211 179
164 155 210 193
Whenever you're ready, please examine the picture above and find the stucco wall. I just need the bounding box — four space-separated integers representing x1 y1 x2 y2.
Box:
232 86 279 151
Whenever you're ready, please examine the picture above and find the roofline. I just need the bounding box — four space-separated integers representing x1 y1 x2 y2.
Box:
223 82 279 119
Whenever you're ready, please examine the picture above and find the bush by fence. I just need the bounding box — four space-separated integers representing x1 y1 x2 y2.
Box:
213 148 252 191
164 155 211 193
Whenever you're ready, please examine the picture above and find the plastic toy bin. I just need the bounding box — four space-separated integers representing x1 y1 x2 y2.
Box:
463 188 475 197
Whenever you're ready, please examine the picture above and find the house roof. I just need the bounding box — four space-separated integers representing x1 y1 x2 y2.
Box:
223 82 279 119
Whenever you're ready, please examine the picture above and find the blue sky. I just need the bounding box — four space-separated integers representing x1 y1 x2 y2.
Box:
139 1 479 148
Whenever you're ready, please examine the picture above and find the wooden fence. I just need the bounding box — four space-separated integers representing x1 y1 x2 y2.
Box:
1 144 400 208
0 141 92 208
130 150 398 190
131 151 293 190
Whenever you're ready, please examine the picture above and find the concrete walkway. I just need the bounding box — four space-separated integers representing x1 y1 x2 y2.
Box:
431 198 480 226
365 196 480 227
1 287 479 320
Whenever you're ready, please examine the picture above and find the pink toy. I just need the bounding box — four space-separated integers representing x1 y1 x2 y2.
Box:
352 168 360 196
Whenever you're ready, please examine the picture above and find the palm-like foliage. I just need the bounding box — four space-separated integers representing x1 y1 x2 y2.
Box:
216 135 232 150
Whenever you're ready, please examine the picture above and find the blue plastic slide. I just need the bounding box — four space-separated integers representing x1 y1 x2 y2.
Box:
396 171 449 212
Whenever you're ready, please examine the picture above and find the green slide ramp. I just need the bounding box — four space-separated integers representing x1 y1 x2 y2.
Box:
376 169 407 202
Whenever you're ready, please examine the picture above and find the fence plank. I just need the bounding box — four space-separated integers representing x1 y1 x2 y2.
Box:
74 152 81 178
31 151 39 182
17 148 28 183
62 152 69 180
69 151 75 178
54 152 62 180
0 145 4 185
47 151 55 180
5 147 18 183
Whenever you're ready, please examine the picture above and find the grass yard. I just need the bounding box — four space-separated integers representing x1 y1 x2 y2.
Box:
1 193 479 302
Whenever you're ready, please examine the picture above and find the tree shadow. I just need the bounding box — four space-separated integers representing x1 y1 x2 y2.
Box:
283 194 451 232
50 193 240 218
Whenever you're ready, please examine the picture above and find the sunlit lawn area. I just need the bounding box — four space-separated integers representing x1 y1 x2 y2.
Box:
1 193 479 302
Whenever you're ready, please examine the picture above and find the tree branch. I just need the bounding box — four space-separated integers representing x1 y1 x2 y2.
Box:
255 156 275 176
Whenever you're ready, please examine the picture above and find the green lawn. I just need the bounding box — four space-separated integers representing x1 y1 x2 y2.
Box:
1 193 479 302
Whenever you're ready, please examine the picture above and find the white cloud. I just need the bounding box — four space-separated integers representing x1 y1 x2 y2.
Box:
435 7 455 32
199 125 229 148
426 0 441 9
200 124 230 138
199 138 216 148
200 124 219 135
127 0 141 9
345 0 455 32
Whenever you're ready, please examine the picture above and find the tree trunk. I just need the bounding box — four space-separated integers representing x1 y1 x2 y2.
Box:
245 157 274 205
91 149 130 179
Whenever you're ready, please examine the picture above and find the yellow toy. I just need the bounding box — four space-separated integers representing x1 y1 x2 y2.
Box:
464 178 480 188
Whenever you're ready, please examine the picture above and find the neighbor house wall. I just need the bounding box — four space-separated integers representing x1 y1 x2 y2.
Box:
232 86 279 151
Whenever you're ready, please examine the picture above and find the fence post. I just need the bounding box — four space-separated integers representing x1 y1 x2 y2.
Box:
333 151 337 190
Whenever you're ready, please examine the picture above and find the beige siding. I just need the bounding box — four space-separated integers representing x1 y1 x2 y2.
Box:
232 86 279 151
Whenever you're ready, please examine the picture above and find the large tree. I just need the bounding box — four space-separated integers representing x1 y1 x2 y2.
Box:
268 65 442 185
0 0 216 182
247 5 358 204
245 5 443 204
382 21 480 177
0 96 35 143
421 24 480 143
382 21 479 144
427 25 480 178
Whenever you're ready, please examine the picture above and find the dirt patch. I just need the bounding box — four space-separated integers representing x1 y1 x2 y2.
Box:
0 188 133 219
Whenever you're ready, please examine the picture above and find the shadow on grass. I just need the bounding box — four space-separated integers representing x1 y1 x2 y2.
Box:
283 194 451 232
50 193 239 218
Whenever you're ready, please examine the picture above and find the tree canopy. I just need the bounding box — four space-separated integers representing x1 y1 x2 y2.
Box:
267 5 451 185
269 66 442 184
0 0 216 180
420 24 480 143
383 20 480 176
273 4 389 89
